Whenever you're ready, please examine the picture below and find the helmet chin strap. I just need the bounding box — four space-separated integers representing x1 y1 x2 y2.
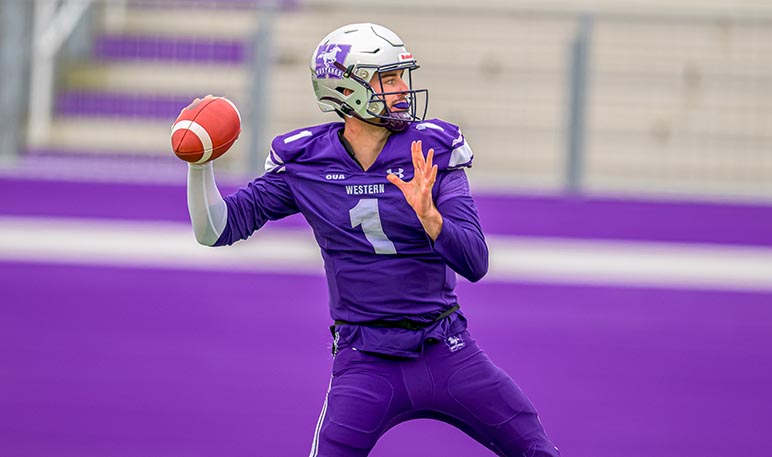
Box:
382 111 410 132
328 98 410 132
348 109 408 132
360 99 414 132
352 105 411 132
385 101 411 132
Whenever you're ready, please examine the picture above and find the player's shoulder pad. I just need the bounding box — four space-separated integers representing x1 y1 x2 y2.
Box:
265 123 340 173
410 118 473 170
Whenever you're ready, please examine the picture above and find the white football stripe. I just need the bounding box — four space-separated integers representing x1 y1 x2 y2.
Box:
171 120 213 164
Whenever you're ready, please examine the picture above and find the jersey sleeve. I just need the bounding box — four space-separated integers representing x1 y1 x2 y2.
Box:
432 169 489 282
264 127 319 173
213 148 301 247
214 127 325 246
410 120 486 281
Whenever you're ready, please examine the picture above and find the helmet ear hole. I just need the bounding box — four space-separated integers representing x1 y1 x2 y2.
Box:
336 87 355 96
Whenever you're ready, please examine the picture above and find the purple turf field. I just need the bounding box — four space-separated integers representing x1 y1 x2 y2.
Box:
2 262 771 456
2 176 772 456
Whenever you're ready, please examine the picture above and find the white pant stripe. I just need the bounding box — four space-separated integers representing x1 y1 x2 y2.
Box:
309 376 333 457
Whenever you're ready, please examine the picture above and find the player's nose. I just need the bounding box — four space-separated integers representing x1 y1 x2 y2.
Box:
394 76 409 93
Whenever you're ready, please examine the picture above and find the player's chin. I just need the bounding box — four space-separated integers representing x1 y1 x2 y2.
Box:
382 111 412 132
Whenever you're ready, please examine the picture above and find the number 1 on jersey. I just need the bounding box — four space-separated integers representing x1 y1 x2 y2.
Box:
349 198 397 255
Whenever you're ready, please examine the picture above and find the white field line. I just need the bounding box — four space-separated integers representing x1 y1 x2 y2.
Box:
1 216 771 292
485 237 772 290
0 217 323 274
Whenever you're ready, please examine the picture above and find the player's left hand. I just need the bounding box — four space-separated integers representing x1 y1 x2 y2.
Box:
387 140 443 239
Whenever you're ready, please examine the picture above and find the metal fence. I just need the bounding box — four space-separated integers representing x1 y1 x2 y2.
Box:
2 0 771 201
585 9 772 200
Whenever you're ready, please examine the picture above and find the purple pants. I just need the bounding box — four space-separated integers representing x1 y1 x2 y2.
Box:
309 330 559 456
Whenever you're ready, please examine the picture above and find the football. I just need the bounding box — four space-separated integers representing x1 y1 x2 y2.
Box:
171 95 241 164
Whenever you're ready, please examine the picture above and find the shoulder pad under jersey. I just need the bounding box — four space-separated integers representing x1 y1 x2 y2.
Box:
409 119 473 171
265 123 341 173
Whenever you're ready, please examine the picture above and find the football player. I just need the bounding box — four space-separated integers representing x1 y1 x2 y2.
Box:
184 23 559 457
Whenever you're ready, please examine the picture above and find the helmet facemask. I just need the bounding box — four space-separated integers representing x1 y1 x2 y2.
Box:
334 62 428 132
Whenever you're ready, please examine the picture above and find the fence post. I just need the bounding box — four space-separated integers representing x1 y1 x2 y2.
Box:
27 0 92 147
565 13 594 194
248 2 277 176
0 0 31 165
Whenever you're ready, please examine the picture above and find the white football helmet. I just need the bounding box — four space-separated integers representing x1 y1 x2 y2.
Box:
310 23 428 132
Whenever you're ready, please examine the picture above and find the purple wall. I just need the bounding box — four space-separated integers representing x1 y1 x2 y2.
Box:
4 176 772 245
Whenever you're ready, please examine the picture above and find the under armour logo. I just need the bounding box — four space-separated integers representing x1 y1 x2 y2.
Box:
445 335 465 352
387 168 404 179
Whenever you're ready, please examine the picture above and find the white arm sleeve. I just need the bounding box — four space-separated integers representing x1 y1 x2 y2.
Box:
187 162 227 246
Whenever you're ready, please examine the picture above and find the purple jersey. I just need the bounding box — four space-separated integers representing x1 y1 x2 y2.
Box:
214 119 488 356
